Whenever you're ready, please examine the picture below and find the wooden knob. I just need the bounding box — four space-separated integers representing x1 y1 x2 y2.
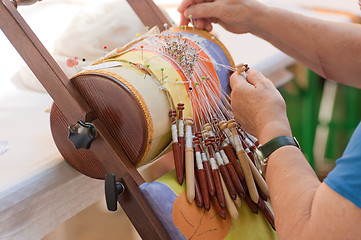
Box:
218 121 227 131
227 120 237 129
203 123 212 132
185 117 193 126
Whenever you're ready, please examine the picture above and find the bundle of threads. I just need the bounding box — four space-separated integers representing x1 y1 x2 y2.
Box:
150 27 274 229
89 24 273 228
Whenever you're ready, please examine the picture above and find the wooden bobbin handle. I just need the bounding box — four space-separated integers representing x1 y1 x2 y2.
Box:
228 121 259 204
220 175 238 220
248 157 270 197
198 169 210 211
194 170 204 208
185 149 195 203
211 195 226 220
236 150 259 203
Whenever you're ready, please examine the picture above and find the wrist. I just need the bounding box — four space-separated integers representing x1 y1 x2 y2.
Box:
257 120 292 145
246 1 270 35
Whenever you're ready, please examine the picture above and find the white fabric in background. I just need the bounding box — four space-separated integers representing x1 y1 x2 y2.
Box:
0 1 144 239
12 0 145 92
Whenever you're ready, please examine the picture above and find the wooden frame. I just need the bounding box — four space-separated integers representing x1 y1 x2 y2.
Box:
0 0 171 239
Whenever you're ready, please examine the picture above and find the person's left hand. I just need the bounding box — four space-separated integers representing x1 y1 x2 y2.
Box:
177 0 266 34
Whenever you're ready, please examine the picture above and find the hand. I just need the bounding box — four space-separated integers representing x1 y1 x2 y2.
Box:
177 0 266 33
230 69 292 143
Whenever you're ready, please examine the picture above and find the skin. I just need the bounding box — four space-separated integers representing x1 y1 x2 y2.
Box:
178 1 361 239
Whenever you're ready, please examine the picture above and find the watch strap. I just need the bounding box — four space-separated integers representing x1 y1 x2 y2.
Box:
258 136 300 159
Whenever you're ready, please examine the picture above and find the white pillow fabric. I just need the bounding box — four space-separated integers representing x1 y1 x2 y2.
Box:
13 0 145 93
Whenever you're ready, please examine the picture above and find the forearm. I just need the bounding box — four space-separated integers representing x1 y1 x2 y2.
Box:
257 120 319 238
265 146 320 239
249 6 361 88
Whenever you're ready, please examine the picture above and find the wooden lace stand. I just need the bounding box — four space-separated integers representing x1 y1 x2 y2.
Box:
0 0 171 239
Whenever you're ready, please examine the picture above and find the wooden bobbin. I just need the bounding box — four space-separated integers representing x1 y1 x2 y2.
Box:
227 120 259 204
220 175 238 220
203 123 213 135
208 139 237 200
218 121 233 144
203 139 216 197
211 195 226 220
177 103 185 185
258 199 275 230
184 117 195 203
194 172 204 208
235 63 247 73
170 110 183 185
194 137 210 211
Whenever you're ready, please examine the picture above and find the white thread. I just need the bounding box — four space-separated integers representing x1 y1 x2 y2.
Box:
233 135 243 152
245 138 254 148
220 150 230 164
209 157 218 170
171 125 178 143
201 152 208 163
196 152 203 169
185 125 192 148
215 152 224 166
178 120 184 137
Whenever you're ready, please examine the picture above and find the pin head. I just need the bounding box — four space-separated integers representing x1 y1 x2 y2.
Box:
66 57 78 67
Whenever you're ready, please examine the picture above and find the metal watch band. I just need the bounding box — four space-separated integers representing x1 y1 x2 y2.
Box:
258 136 300 159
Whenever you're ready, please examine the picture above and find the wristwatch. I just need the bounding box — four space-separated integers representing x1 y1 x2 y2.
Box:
257 136 301 160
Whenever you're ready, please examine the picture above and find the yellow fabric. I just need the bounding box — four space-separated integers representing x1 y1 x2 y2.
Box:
157 170 278 240
114 50 193 119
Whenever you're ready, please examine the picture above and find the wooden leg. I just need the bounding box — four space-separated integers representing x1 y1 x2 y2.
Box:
118 175 171 240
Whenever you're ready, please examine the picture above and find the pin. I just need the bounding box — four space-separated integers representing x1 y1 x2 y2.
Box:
145 26 149 31
161 68 164 84
103 46 108 56
189 14 194 27
140 45 144 61
66 57 79 71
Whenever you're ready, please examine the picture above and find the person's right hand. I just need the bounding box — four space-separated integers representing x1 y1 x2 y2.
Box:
177 0 266 33
230 69 292 144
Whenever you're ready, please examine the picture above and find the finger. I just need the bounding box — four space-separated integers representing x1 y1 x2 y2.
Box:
180 16 190 26
184 2 220 20
204 18 213 32
177 0 196 13
193 18 206 30
230 72 253 90
244 69 268 87
192 18 212 31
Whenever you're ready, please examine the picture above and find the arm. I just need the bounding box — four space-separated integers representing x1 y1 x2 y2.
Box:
178 0 361 88
230 70 361 239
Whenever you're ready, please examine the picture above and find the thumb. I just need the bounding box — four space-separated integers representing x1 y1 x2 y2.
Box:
230 71 253 91
184 2 220 20
244 69 268 87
